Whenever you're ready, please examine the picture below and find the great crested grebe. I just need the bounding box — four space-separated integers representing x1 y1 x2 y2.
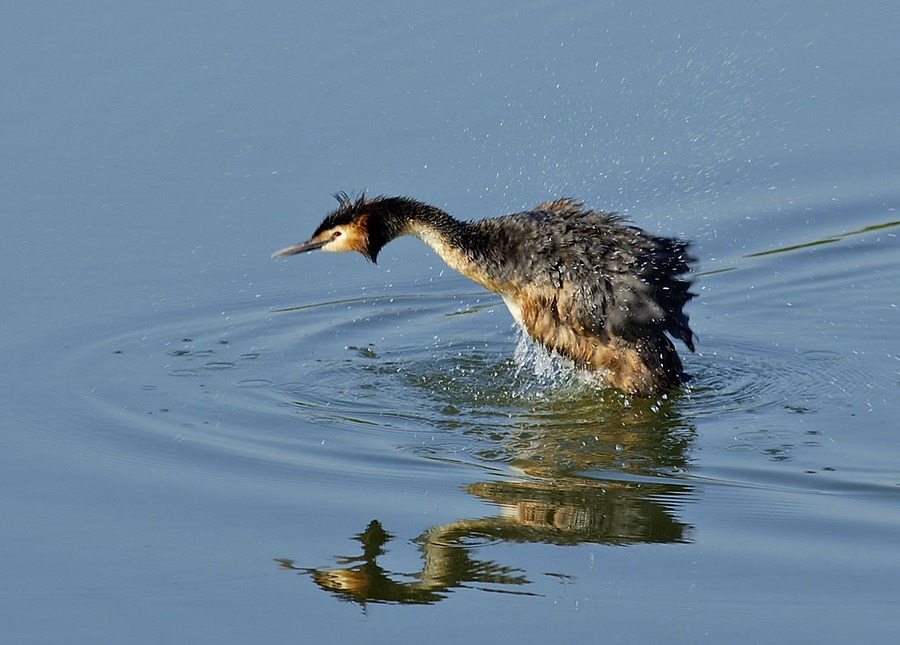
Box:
273 193 696 396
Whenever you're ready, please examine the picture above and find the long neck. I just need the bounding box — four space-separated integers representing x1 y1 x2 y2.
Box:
373 197 505 291
368 197 469 264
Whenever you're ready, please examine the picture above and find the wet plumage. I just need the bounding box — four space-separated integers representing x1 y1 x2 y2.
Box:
273 193 696 396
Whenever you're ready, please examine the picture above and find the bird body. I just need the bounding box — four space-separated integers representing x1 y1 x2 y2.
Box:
274 193 696 396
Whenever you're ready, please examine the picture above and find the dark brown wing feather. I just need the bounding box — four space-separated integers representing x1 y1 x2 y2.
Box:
467 198 696 394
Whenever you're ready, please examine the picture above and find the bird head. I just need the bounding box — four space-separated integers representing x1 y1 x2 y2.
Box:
272 192 377 260
272 192 406 263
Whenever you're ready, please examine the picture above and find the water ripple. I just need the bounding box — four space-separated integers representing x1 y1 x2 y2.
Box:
32 279 890 492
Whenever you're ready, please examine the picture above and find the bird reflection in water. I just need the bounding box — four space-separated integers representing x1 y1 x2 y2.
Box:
278 473 692 605
276 519 533 606
277 412 693 606
274 270 698 605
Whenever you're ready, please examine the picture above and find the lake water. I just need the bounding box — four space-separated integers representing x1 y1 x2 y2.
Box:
3 1 899 643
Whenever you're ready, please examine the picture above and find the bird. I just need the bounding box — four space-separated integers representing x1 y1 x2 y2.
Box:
273 193 696 396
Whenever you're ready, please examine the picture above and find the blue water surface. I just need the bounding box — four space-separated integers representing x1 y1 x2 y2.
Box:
2 1 898 643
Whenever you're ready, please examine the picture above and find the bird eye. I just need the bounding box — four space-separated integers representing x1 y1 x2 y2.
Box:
332 231 342 238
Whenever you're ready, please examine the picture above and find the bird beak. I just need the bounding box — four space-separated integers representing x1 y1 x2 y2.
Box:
271 238 327 258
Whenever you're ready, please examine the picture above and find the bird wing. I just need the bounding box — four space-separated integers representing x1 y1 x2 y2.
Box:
502 202 696 351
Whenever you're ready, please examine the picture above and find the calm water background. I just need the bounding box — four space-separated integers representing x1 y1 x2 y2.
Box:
3 1 898 643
